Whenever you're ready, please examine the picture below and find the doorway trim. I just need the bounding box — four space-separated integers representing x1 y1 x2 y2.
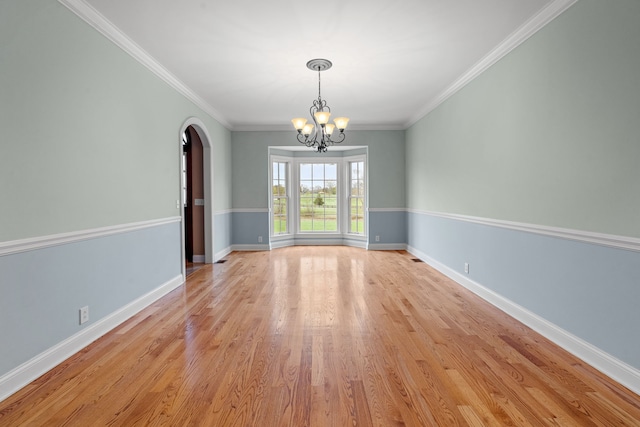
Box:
179 117 214 279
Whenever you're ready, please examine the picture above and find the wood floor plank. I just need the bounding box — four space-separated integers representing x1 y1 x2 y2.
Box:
1 247 639 426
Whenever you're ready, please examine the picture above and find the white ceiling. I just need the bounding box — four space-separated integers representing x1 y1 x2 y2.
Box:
67 0 574 131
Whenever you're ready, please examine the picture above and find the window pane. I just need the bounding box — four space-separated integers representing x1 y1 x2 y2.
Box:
299 162 339 233
325 195 337 231
312 163 324 180
300 163 311 180
350 197 364 234
274 159 366 237
271 161 289 235
300 180 312 193
274 195 288 234
325 180 337 195
348 161 365 234
325 163 337 180
300 192 312 232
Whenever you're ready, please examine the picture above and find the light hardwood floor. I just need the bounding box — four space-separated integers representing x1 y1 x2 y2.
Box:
1 247 639 426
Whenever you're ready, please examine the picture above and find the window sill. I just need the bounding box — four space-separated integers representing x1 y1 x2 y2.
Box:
293 232 367 240
271 233 292 241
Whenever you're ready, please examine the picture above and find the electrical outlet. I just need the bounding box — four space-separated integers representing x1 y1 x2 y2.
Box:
258 236 263 243
464 262 469 274
375 235 380 242
79 306 89 325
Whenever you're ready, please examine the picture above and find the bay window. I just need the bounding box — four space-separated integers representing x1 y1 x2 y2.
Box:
270 151 366 242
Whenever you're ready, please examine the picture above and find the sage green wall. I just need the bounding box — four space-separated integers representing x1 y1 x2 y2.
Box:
406 0 640 238
0 0 231 242
231 130 405 210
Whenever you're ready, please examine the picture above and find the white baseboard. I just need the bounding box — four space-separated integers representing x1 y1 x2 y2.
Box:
407 246 640 396
368 243 407 251
0 274 184 403
214 246 232 261
192 255 205 263
270 239 293 250
343 239 368 249
231 244 270 251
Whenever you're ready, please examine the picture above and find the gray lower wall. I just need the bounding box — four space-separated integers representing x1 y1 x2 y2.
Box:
0 221 182 376
408 211 640 369
232 212 269 246
368 210 407 246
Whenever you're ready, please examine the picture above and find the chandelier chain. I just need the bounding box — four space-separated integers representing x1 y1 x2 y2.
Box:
317 68 321 102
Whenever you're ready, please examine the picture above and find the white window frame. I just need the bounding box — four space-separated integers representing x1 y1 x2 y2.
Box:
269 156 291 238
268 151 368 243
296 159 342 236
344 155 367 236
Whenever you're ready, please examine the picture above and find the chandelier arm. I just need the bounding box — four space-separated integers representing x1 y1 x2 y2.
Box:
308 105 319 144
326 131 346 145
311 99 329 112
296 133 310 145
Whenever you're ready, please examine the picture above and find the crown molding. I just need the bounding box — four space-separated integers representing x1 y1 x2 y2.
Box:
58 0 578 133
58 0 232 130
405 0 579 128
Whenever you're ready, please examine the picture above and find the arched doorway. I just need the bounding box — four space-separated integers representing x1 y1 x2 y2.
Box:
179 118 214 279
182 126 203 266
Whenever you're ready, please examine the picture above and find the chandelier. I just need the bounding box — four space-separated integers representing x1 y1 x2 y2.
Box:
291 59 349 152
